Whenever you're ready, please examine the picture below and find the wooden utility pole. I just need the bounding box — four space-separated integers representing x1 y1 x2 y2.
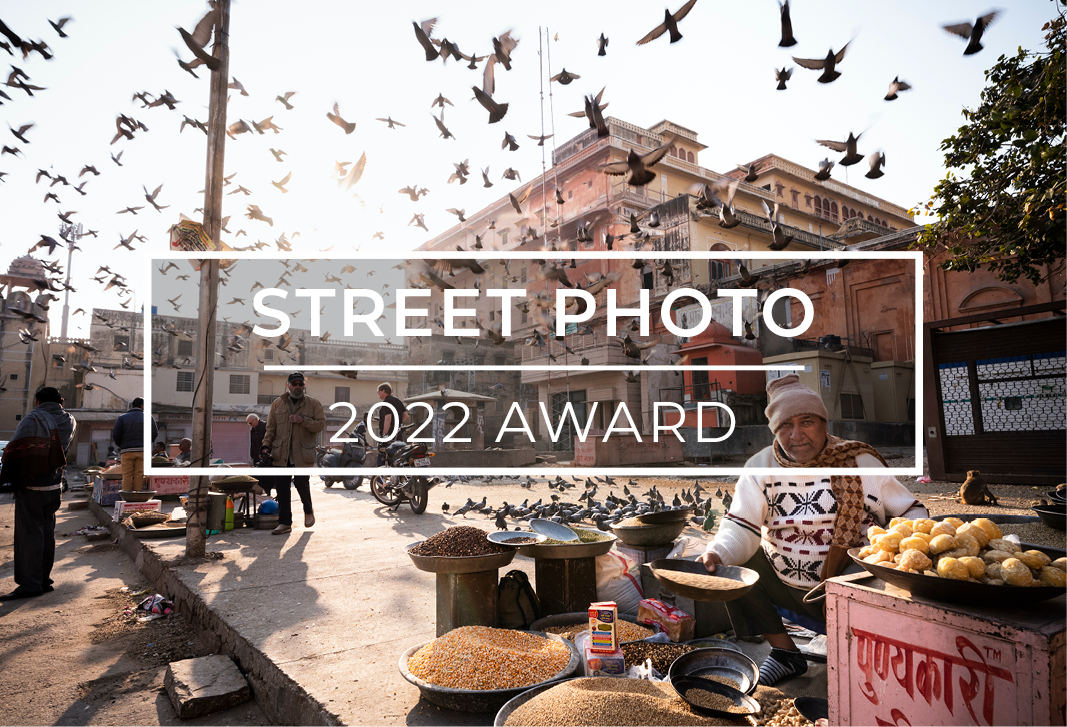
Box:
187 0 230 557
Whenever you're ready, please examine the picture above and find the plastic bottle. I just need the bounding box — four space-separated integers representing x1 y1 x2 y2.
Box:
224 497 234 531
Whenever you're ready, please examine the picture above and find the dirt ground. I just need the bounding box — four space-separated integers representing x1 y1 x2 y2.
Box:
0 490 269 727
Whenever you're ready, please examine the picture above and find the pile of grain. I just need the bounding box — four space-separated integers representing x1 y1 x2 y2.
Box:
542 619 655 643
503 677 748 726
755 699 814 727
620 641 694 674
655 569 745 591
409 526 510 557
682 687 747 714
407 626 570 690
542 527 613 545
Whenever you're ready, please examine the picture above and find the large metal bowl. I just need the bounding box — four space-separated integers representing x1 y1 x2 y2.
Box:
493 678 580 726
848 547 1066 607
399 632 580 713
611 520 686 547
406 541 516 574
119 490 157 503
1033 503 1066 531
649 559 759 603
668 647 759 695
516 529 617 560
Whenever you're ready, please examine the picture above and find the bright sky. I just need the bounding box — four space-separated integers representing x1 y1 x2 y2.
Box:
1 1 1057 340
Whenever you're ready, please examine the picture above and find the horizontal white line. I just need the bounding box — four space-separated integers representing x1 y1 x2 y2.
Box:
151 251 925 261
145 466 922 477
264 365 805 371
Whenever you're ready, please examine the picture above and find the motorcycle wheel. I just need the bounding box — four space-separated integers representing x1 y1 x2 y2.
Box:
409 477 429 514
343 475 363 491
369 475 401 506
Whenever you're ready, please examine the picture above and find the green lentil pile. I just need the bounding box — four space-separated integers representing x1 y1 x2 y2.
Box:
503 677 747 726
408 626 570 690
542 527 612 545
409 526 511 557
620 641 694 674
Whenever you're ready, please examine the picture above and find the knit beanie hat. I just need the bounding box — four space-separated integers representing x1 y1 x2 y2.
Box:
764 374 828 433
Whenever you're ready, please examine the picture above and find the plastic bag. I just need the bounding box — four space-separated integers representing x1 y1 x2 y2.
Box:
136 594 174 616
595 551 643 616
667 536 704 559
625 658 665 681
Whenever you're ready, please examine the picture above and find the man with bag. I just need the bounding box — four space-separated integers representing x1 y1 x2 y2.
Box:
0 387 76 601
696 374 926 686
261 372 324 535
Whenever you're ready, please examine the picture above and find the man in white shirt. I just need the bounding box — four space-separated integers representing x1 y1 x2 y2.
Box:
697 374 926 686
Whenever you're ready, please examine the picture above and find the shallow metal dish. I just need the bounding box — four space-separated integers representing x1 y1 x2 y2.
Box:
670 675 761 718
399 632 579 713
848 547 1065 606
119 490 157 503
649 559 759 602
794 696 829 722
487 531 547 547
683 637 743 654
530 518 579 542
406 541 516 575
611 520 686 546
1033 503 1066 531
668 647 759 695
516 529 617 560
636 507 692 525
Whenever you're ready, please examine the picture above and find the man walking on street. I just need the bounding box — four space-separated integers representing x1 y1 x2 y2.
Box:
375 382 409 465
247 413 266 464
112 397 158 492
261 372 324 535
0 387 77 601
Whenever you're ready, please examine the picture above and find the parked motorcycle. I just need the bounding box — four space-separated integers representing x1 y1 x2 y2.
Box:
368 432 436 514
315 423 369 490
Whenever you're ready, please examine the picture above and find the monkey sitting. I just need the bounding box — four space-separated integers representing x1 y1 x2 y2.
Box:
959 470 998 506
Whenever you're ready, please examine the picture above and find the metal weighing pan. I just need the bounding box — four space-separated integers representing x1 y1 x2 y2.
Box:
530 518 579 541
517 529 617 560
670 675 761 719
649 559 759 602
636 507 692 525
130 521 187 539
1033 503 1066 531
406 542 517 575
399 632 579 714
668 647 760 695
794 697 829 723
847 547 1065 607
611 520 686 547
487 531 548 547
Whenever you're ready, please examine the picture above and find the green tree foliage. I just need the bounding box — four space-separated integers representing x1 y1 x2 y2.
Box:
913 10 1065 284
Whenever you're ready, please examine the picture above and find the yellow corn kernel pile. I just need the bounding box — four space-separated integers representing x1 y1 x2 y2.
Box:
408 626 571 690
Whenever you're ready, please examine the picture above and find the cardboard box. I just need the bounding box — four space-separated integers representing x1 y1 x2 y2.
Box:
588 601 618 653
114 500 162 520
637 598 695 642
92 476 123 507
583 645 626 677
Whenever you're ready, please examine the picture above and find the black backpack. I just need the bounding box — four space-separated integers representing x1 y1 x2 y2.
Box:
497 570 541 629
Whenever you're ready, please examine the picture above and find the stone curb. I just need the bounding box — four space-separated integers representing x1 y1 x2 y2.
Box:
90 499 341 726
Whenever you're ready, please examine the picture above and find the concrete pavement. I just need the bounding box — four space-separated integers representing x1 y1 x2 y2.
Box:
89 475 825 725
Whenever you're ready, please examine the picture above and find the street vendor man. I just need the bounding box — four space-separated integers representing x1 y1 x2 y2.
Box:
698 373 927 687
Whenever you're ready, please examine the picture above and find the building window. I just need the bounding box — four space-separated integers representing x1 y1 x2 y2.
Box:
830 201 839 222
177 371 194 392
840 393 864 420
642 265 653 290
177 339 193 357
263 348 274 361
14 414 21 421
335 386 351 403
520 267 527 283
9 374 16 381
775 182 785 197
441 350 455 364
710 260 728 280
229 374 250 395
499 230 508 247
814 196 822 216
495 355 507 366
258 394 278 406
686 151 694 163
670 145 677 156
521 310 528 325
790 189 799 207
804 193 813 208
489 310 496 322
114 334 129 350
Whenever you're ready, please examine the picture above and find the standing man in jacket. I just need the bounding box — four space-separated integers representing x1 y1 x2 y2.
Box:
1 387 77 601
112 397 158 492
261 372 324 535
247 413 266 463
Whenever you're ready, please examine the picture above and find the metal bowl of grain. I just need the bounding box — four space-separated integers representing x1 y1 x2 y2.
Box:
668 647 760 695
669 674 761 718
119 490 157 503
400 630 580 713
649 559 759 602
516 527 617 560
611 519 687 547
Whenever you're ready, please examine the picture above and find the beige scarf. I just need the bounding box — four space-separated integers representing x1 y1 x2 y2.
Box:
772 434 888 580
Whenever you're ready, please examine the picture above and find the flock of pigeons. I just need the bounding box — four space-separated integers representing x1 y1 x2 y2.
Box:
438 473 733 532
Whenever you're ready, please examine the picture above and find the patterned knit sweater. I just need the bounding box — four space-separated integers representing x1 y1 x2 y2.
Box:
706 447 926 589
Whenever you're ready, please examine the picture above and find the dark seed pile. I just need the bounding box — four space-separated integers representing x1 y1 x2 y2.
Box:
621 641 694 674
409 526 511 557
501 536 538 545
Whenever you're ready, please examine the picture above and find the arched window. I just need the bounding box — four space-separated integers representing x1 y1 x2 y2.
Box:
830 201 838 222
670 145 677 157
687 151 694 163
868 214 874 222
709 243 731 281
814 196 823 216
882 219 889 228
